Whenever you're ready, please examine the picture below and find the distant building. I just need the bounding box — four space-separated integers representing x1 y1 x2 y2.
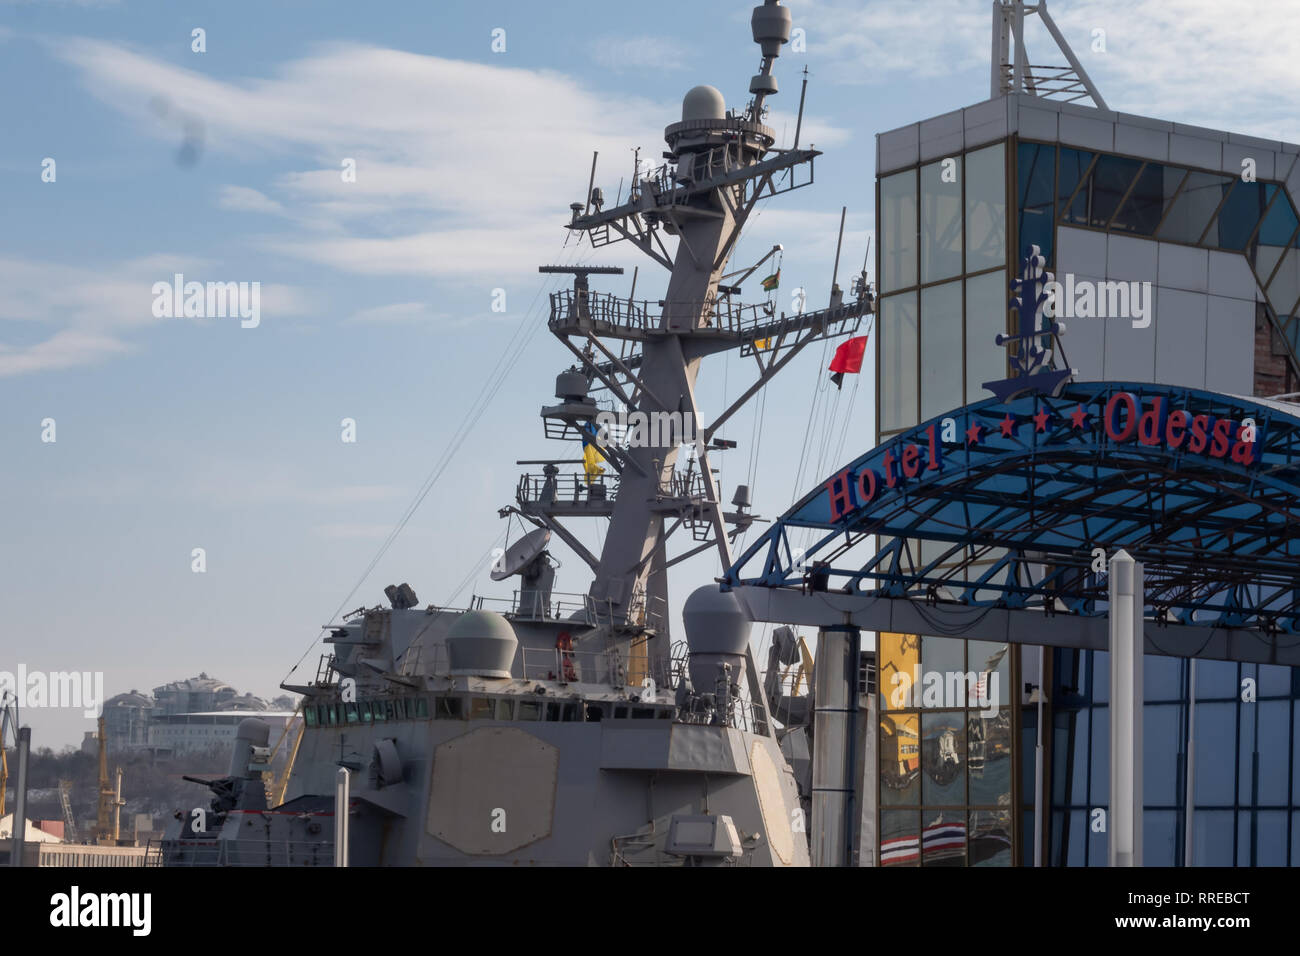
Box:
147 711 297 756
102 690 154 752
97 674 296 755
153 673 247 716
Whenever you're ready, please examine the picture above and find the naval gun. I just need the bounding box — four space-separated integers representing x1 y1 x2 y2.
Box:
177 718 272 835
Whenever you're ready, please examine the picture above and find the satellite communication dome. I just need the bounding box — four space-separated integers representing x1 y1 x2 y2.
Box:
446 609 519 678
682 85 726 122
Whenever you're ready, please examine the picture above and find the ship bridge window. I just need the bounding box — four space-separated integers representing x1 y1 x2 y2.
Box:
344 703 359 724
545 702 579 721
614 705 628 719
586 704 604 722
517 700 541 720
372 701 387 722
631 707 654 719
469 697 493 719
305 707 318 727
359 702 373 723
434 696 460 719
494 698 513 720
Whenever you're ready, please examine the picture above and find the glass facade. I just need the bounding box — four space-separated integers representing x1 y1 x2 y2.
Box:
1015 139 1300 357
877 143 1008 438
871 128 1300 866
1037 649 1300 866
879 632 1014 866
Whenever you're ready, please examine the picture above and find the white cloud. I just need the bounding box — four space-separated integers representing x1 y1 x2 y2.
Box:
348 302 449 324
787 0 1300 144
0 255 314 376
218 185 288 217
0 329 130 377
785 0 989 83
1048 0 1300 143
590 35 689 72
53 38 855 281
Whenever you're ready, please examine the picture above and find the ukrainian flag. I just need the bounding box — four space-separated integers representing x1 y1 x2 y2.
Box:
580 425 605 482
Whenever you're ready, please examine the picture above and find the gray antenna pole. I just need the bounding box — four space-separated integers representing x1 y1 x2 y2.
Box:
583 151 599 216
830 206 846 302
792 65 809 149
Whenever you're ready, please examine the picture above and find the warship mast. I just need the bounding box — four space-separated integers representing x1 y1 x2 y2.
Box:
525 0 872 698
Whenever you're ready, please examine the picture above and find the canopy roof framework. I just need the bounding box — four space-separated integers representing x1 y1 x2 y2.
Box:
726 381 1300 635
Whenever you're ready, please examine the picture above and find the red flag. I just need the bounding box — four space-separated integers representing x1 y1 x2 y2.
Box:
828 335 868 389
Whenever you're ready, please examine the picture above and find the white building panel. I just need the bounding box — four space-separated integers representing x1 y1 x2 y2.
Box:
1107 235 1159 284
1153 287 1208 389
1103 294 1159 385
877 123 919 175
1157 243 1209 295
1114 123 1169 163
1018 104 1059 142
1058 112 1113 153
1222 142 1273 182
1207 249 1259 302
1169 133 1222 171
1056 226 1107 278
1204 295 1256 394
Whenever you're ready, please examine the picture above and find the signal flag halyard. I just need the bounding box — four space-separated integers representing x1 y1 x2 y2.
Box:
828 335 868 389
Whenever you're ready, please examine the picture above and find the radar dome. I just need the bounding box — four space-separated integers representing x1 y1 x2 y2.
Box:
682 85 726 122
446 609 519 678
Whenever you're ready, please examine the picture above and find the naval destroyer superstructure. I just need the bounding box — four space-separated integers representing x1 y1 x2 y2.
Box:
159 0 873 867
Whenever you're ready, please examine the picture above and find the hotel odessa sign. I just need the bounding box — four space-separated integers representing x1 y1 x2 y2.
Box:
823 247 1259 525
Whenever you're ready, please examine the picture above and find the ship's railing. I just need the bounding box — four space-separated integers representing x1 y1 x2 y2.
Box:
471 590 598 624
675 693 769 736
548 289 655 330
517 472 618 507
548 289 777 337
144 838 333 867
519 647 627 685
658 468 709 501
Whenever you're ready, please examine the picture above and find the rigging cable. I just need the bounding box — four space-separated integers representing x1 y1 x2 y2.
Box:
282 239 588 682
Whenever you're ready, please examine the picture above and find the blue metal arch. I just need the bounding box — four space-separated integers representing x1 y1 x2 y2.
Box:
725 381 1300 632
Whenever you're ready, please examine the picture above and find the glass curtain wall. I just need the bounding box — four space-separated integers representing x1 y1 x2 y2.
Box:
878 142 1008 437
1039 648 1299 866
879 632 1014 866
1016 139 1300 361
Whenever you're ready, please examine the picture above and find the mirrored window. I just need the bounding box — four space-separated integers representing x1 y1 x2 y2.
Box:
921 160 963 283
920 280 963 419
880 170 918 293
879 292 918 432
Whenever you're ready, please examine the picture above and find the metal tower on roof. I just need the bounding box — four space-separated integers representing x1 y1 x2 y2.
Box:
991 0 1108 109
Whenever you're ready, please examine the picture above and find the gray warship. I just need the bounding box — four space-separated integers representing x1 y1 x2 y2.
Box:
159 0 873 867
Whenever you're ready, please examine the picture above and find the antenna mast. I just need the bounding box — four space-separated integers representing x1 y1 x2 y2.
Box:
991 0 1107 109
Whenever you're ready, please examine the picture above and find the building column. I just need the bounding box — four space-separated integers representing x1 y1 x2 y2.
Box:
810 624 860 866
1109 550 1144 866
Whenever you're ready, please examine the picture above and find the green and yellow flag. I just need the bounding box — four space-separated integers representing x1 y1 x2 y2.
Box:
760 270 780 291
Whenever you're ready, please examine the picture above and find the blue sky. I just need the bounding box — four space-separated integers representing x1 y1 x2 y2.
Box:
3 0 1298 749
